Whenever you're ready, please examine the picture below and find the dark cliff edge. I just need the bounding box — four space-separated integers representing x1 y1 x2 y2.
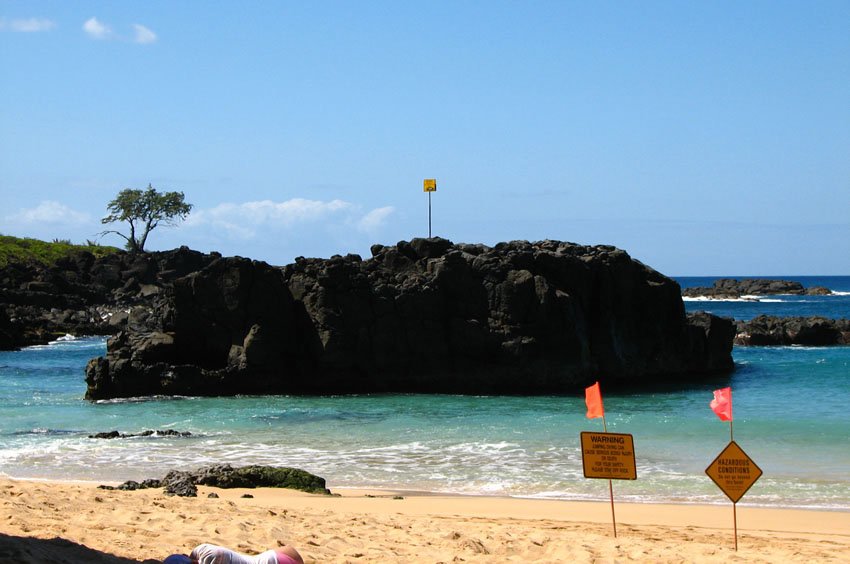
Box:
80 238 734 399
0 246 219 348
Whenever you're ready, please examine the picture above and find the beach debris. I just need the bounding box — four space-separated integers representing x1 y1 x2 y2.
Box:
458 538 489 554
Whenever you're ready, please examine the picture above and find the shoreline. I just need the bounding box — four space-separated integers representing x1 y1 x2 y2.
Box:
4 473 850 513
2 477 848 563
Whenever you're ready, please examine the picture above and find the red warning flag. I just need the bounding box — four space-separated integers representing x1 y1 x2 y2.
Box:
710 387 733 421
585 381 605 419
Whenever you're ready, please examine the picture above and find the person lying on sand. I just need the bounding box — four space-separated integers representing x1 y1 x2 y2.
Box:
164 542 304 564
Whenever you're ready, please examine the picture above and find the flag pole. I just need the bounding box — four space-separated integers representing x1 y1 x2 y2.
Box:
730 411 736 550
602 414 617 538
710 386 740 551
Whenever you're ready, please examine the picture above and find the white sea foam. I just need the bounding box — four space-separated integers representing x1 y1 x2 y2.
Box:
24 336 106 351
94 395 197 404
682 296 767 302
681 294 820 303
54 334 77 342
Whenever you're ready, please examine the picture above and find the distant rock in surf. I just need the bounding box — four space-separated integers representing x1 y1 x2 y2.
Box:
88 429 192 439
734 315 850 346
682 278 832 300
84 238 734 398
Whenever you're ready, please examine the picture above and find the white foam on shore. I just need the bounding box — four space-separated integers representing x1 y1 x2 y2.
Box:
2 433 848 510
94 395 197 404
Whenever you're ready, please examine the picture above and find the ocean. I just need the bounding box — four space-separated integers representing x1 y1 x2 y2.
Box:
1 276 848 510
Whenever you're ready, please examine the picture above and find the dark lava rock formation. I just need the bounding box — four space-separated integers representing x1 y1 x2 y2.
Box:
682 278 832 299
0 246 219 349
88 429 192 439
98 464 330 497
83 238 734 398
735 315 850 346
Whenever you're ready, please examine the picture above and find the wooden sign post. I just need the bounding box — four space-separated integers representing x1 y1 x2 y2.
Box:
705 440 763 551
578 432 637 537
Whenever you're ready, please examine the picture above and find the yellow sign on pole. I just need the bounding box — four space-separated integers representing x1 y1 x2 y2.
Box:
705 440 763 503
423 178 437 192
580 432 637 480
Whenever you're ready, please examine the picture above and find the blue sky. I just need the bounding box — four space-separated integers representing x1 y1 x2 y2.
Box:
1 1 848 275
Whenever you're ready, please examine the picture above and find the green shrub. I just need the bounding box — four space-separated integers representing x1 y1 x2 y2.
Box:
0 234 120 267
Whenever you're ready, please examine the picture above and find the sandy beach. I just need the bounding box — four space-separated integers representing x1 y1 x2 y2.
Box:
1 478 848 563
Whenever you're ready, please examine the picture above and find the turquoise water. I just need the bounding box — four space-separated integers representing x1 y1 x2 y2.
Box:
1 277 848 510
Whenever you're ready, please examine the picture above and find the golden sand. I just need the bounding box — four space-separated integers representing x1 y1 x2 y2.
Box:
1 478 848 563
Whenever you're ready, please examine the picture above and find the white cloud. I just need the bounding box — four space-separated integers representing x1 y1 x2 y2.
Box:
7 201 90 225
186 198 396 240
214 198 352 223
187 198 356 238
357 206 395 233
83 17 111 40
81 18 157 44
0 18 56 32
132 23 157 44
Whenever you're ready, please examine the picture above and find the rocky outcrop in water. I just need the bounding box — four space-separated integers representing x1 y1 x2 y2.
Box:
84 238 734 398
682 278 831 299
87 429 192 439
734 315 850 346
98 464 330 497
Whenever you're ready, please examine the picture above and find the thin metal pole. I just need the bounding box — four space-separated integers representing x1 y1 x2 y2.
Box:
730 421 734 443
428 191 432 238
733 502 738 551
602 415 617 537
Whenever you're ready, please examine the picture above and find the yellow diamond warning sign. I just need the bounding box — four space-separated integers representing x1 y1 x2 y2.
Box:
705 440 763 503
423 179 437 192
580 432 637 480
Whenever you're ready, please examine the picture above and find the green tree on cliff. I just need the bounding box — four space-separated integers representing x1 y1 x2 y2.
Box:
100 184 193 252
